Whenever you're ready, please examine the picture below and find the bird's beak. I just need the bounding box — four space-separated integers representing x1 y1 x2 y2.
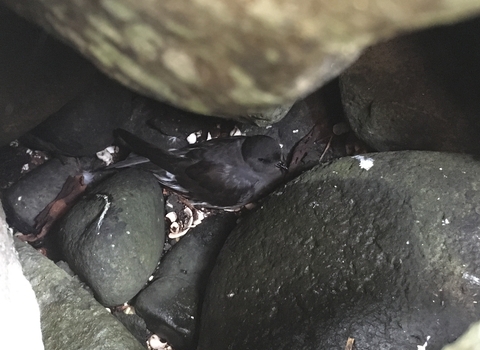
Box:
276 161 288 174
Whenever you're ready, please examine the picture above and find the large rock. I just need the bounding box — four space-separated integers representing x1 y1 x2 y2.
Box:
135 213 237 350
199 151 480 350
2 0 480 118
340 17 480 154
58 169 165 306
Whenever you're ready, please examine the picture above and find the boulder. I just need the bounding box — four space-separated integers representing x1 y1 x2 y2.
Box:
199 151 480 350
58 169 165 306
3 0 480 118
340 17 480 154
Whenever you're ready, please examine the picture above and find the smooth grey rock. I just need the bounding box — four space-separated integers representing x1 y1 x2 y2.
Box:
23 73 133 156
3 0 480 117
199 151 480 350
0 206 44 349
58 169 164 306
135 213 237 350
340 18 480 154
14 237 144 350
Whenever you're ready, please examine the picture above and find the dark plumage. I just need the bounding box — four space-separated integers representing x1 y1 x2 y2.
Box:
111 129 286 208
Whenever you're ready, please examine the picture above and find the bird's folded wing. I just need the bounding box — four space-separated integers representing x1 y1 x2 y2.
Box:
106 154 151 168
182 160 254 206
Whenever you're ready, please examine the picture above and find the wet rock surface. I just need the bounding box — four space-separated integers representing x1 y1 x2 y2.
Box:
57 169 165 306
340 17 480 154
199 151 480 350
135 212 237 350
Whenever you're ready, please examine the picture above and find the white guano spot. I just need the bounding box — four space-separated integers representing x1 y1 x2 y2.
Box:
229 126 243 136
96 194 112 232
96 146 117 166
417 336 431 350
352 155 374 170
186 133 197 144
463 272 480 286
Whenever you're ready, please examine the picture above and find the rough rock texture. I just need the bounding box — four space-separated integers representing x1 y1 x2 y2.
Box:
3 0 480 118
0 206 44 349
340 17 480 154
58 169 164 306
0 4 96 147
199 151 480 350
113 312 149 347
14 238 144 350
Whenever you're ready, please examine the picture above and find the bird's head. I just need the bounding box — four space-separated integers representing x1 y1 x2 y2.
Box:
241 135 286 174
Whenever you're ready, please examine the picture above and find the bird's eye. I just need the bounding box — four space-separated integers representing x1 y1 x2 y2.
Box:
258 157 268 163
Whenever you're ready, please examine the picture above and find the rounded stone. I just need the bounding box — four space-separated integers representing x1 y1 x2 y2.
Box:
58 169 164 306
199 151 480 350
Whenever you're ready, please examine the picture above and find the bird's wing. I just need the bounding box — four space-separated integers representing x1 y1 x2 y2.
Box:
179 159 257 207
106 154 151 168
